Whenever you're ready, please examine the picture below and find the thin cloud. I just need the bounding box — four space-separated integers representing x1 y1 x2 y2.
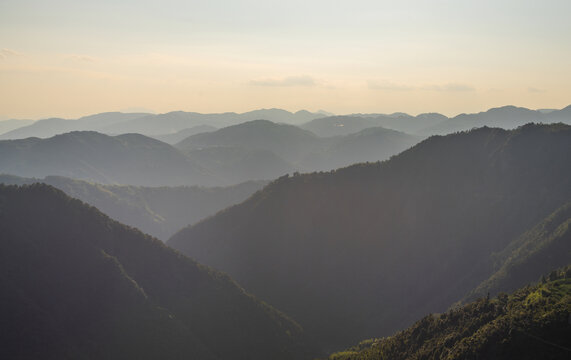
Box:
367 80 414 91
250 75 316 87
0 48 23 60
421 83 475 92
528 87 545 93
368 80 474 92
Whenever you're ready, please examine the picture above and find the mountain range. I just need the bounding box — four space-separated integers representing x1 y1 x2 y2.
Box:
169 123 571 352
0 122 419 186
0 109 326 140
3 105 570 142
177 119 420 176
1 105 570 358
301 105 571 137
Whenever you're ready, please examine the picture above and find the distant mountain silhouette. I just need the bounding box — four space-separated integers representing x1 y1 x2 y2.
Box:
0 119 34 135
0 112 150 139
301 113 446 137
0 109 325 140
302 105 571 137
0 131 216 186
101 109 325 136
420 105 571 135
0 184 314 359
0 174 266 240
169 123 571 352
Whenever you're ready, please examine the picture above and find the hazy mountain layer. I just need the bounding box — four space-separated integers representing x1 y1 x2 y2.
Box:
0 109 324 140
0 184 314 360
177 120 419 174
302 105 571 137
169 123 571 352
0 131 217 186
302 113 445 137
187 146 297 184
176 119 321 163
0 175 266 240
420 105 571 135
0 112 150 140
0 119 34 135
103 109 325 136
153 124 217 144
326 268 571 360
299 127 419 171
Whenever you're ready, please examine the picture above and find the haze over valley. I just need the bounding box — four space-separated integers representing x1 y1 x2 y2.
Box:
1 1 570 359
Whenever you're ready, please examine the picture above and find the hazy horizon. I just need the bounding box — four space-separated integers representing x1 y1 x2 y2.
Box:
2 0 570 119
1 103 570 123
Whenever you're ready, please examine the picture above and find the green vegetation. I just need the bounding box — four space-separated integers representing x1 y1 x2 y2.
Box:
0 184 315 360
169 123 571 352
326 267 571 360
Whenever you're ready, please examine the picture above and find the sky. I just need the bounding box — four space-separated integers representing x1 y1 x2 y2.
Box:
1 0 570 119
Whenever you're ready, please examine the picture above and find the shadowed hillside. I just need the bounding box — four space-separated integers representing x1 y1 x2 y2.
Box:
0 184 315 360
169 123 571 352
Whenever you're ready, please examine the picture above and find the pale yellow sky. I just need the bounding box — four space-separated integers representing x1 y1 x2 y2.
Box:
1 0 570 119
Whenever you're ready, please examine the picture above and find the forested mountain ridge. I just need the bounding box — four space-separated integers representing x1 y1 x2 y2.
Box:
169 123 571 352
0 174 266 240
325 266 571 360
463 202 571 303
0 184 315 360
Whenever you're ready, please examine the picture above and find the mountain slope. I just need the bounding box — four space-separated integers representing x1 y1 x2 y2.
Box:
169 123 571 352
187 146 296 184
0 131 217 186
326 268 571 360
0 184 314 360
0 174 266 240
464 202 571 302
